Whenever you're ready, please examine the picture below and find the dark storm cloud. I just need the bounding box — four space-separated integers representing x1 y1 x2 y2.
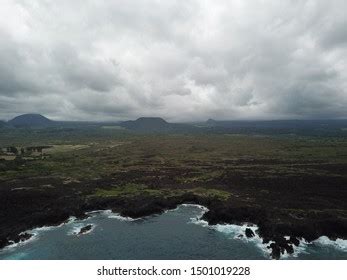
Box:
0 0 346 121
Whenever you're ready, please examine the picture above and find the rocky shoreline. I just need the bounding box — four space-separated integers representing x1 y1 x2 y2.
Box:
1 172 346 259
1 198 345 259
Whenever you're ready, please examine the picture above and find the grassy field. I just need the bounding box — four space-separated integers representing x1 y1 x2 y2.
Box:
1 129 347 182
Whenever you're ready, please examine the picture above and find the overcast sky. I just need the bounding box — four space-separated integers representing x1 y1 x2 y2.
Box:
1 0 347 122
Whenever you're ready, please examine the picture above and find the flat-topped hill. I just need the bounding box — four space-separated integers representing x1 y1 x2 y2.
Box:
8 114 53 127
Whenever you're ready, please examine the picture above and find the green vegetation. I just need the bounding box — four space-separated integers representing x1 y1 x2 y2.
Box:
1 126 347 211
90 184 160 198
1 127 347 183
89 184 230 201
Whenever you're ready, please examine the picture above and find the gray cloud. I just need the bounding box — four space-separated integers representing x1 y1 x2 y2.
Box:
0 0 346 121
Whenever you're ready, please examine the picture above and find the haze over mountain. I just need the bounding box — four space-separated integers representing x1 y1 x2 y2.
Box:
120 117 169 132
119 117 197 133
8 114 53 127
205 119 218 127
2 113 347 137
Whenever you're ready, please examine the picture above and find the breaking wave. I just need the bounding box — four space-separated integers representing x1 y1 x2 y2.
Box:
185 204 347 259
86 209 138 221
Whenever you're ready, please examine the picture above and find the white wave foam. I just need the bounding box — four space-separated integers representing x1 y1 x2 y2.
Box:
69 224 95 236
2 232 38 252
186 204 271 257
27 216 77 235
107 214 137 221
86 209 138 221
181 203 209 210
190 207 347 259
85 210 108 215
164 206 180 213
104 211 137 221
313 236 347 252
181 204 208 222
214 223 270 257
280 237 309 259
0 217 79 252
69 225 82 235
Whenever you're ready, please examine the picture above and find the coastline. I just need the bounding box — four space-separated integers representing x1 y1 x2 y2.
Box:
1 203 346 259
1 135 346 260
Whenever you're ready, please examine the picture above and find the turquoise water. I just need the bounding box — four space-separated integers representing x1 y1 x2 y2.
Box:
0 205 346 260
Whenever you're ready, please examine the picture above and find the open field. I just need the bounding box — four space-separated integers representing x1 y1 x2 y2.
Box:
0 128 347 258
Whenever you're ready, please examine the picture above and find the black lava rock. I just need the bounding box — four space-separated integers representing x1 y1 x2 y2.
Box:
245 228 255 238
77 224 93 235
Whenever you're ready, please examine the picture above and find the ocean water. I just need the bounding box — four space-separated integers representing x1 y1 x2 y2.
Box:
0 205 346 260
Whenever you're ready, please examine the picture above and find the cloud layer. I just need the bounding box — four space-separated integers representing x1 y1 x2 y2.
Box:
1 0 347 121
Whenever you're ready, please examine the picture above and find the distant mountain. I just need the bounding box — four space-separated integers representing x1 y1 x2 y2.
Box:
8 114 53 127
120 117 171 132
0 120 6 128
205 118 218 126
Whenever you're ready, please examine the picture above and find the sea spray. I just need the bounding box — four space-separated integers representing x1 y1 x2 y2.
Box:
313 236 347 252
86 209 139 221
186 204 347 259
186 205 271 258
